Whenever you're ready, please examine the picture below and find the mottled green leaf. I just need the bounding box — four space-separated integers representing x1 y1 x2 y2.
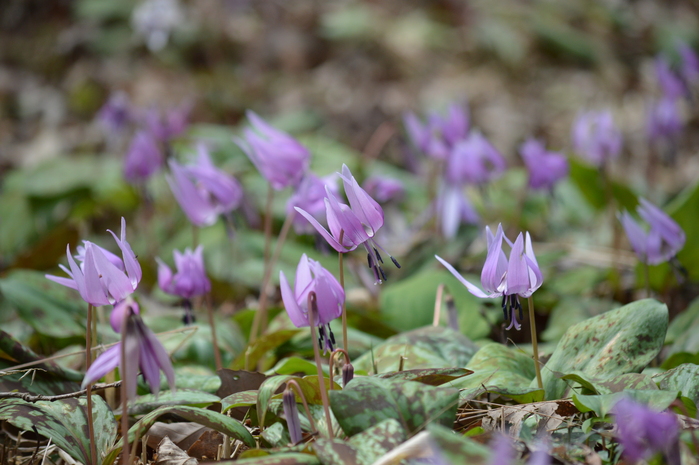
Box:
568 158 637 211
539 299 668 400
573 389 678 418
221 390 259 413
172 372 221 393
329 377 458 436
0 396 116 465
653 364 699 406
232 329 301 370
260 421 290 448
561 372 658 395
378 368 472 386
124 389 220 416
315 418 407 465
427 424 491 463
257 375 296 427
266 357 319 376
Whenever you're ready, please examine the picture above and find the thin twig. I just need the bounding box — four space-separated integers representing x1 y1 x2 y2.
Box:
0 381 124 402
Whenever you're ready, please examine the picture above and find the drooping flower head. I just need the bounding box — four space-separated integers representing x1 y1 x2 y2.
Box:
436 184 480 239
403 103 469 160
84 300 175 400
619 198 685 265
46 218 142 306
646 97 683 144
295 165 400 283
519 138 569 191
436 224 543 330
362 176 405 204
123 130 164 183
142 102 191 142
612 398 679 463
571 110 622 167
157 245 211 300
280 254 345 352
235 111 310 190
655 56 687 100
445 131 507 185
166 144 243 227
287 173 339 235
97 92 131 136
678 42 699 85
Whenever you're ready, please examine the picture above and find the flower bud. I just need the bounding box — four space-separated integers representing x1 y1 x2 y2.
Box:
282 389 302 444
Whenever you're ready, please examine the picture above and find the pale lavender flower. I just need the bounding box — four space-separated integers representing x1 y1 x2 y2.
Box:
431 103 470 147
143 102 191 142
362 176 404 204
46 218 142 306
97 92 131 136
167 145 243 227
235 111 310 190
519 138 569 191
287 173 338 235
613 398 679 463
679 42 699 85
656 56 687 99
619 198 685 265
157 245 211 299
295 165 400 283
488 435 515 465
445 131 506 185
124 130 164 183
436 224 543 330
280 254 344 351
85 300 175 400
283 389 303 444
131 0 185 52
436 184 479 239
403 103 469 160
571 110 622 167
646 98 683 143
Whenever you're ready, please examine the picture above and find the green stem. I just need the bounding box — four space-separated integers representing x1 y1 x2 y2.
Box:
85 304 97 465
644 262 651 299
120 310 130 465
205 295 223 372
308 292 333 438
528 297 544 391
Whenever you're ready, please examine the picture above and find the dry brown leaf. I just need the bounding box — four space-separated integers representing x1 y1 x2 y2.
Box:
481 400 574 437
147 422 209 451
155 437 198 465
187 430 223 461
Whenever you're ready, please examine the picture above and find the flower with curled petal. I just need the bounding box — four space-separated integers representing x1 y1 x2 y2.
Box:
519 138 569 191
571 110 622 167
157 245 211 299
613 397 679 463
445 131 506 185
287 173 339 235
436 224 543 330
619 198 685 265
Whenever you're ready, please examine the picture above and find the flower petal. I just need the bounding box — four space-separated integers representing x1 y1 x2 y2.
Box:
280 270 308 328
339 164 384 235
435 255 491 298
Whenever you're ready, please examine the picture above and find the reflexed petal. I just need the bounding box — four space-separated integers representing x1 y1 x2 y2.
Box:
82 245 112 306
294 254 313 298
505 233 529 296
295 206 346 252
167 161 219 226
339 164 384 234
435 255 491 298
637 198 685 251
45 274 79 291
156 258 174 295
619 211 649 261
311 261 344 324
280 271 309 327
90 245 134 303
481 225 508 294
82 345 121 387
109 217 142 288
524 232 543 291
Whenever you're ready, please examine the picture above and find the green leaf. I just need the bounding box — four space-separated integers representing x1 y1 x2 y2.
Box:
104 405 254 465
260 421 290 448
0 396 116 465
266 357 319 376
426 424 491 462
314 419 407 465
573 390 678 418
231 329 301 370
221 390 259 413
378 368 472 386
124 389 220 416
666 296 699 356
561 372 658 395
653 364 699 407
221 453 320 465
568 158 637 211
329 377 458 436
257 375 297 427
539 299 668 400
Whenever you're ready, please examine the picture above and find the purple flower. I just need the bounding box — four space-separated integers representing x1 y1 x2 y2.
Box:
287 173 339 235
97 92 131 136
445 131 506 185
84 300 175 400
403 103 469 160
166 144 243 227
280 254 344 351
679 42 699 85
619 198 685 265
295 165 400 283
123 130 164 183
646 98 683 143
655 56 687 100
436 184 480 239
157 245 211 299
46 218 142 306
613 398 679 463
571 110 622 167
362 176 404 204
283 389 303 444
143 102 191 142
235 111 310 190
436 224 543 330
488 435 515 465
519 138 569 191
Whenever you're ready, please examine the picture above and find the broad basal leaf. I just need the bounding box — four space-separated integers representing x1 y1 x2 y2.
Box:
314 419 407 465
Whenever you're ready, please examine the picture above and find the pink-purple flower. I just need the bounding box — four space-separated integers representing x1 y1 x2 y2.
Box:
519 138 569 191
167 144 243 227
571 110 622 167
655 56 687 100
84 300 175 400
619 198 685 265
157 245 211 299
46 218 142 306
445 131 506 185
123 130 164 183
613 398 679 463
287 173 339 235
97 92 131 136
143 102 191 142
235 111 310 190
436 184 480 239
436 224 543 330
280 254 345 351
646 98 683 144
404 103 469 160
362 176 404 204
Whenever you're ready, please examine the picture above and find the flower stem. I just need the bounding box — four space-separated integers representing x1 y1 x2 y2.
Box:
192 224 199 249
307 292 333 438
338 230 348 354
85 304 97 465
528 297 544 391
432 283 444 326
120 310 130 465
205 294 223 371
644 262 651 299
250 184 276 344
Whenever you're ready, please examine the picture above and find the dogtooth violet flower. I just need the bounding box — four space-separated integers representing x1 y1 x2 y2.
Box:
403 103 469 160
287 173 339 235
519 138 569 191
436 184 480 239
655 56 687 100
295 164 401 283
280 254 344 352
445 131 506 185
679 42 699 85
167 144 243 227
142 101 191 142
646 97 683 144
97 91 131 136
362 175 404 204
571 110 622 167
235 110 310 190
124 129 164 183
612 398 679 464
618 198 685 265
84 299 175 400
46 218 142 306
157 245 211 299
435 224 543 331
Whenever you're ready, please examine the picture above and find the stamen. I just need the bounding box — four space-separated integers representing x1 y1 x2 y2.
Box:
391 256 401 269
379 266 388 282
373 247 384 264
367 253 374 269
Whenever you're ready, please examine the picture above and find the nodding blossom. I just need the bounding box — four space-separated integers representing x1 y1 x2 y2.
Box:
618 198 685 265
571 110 622 167
646 98 683 144
46 218 142 307
235 111 310 190
445 131 506 186
613 398 679 464
97 92 131 136
84 300 175 400
655 56 687 100
287 173 339 235
157 245 211 300
123 130 164 183
519 138 569 191
142 102 191 142
295 164 400 284
280 254 345 352
403 103 469 160
166 144 243 227
436 224 543 331
362 175 404 204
